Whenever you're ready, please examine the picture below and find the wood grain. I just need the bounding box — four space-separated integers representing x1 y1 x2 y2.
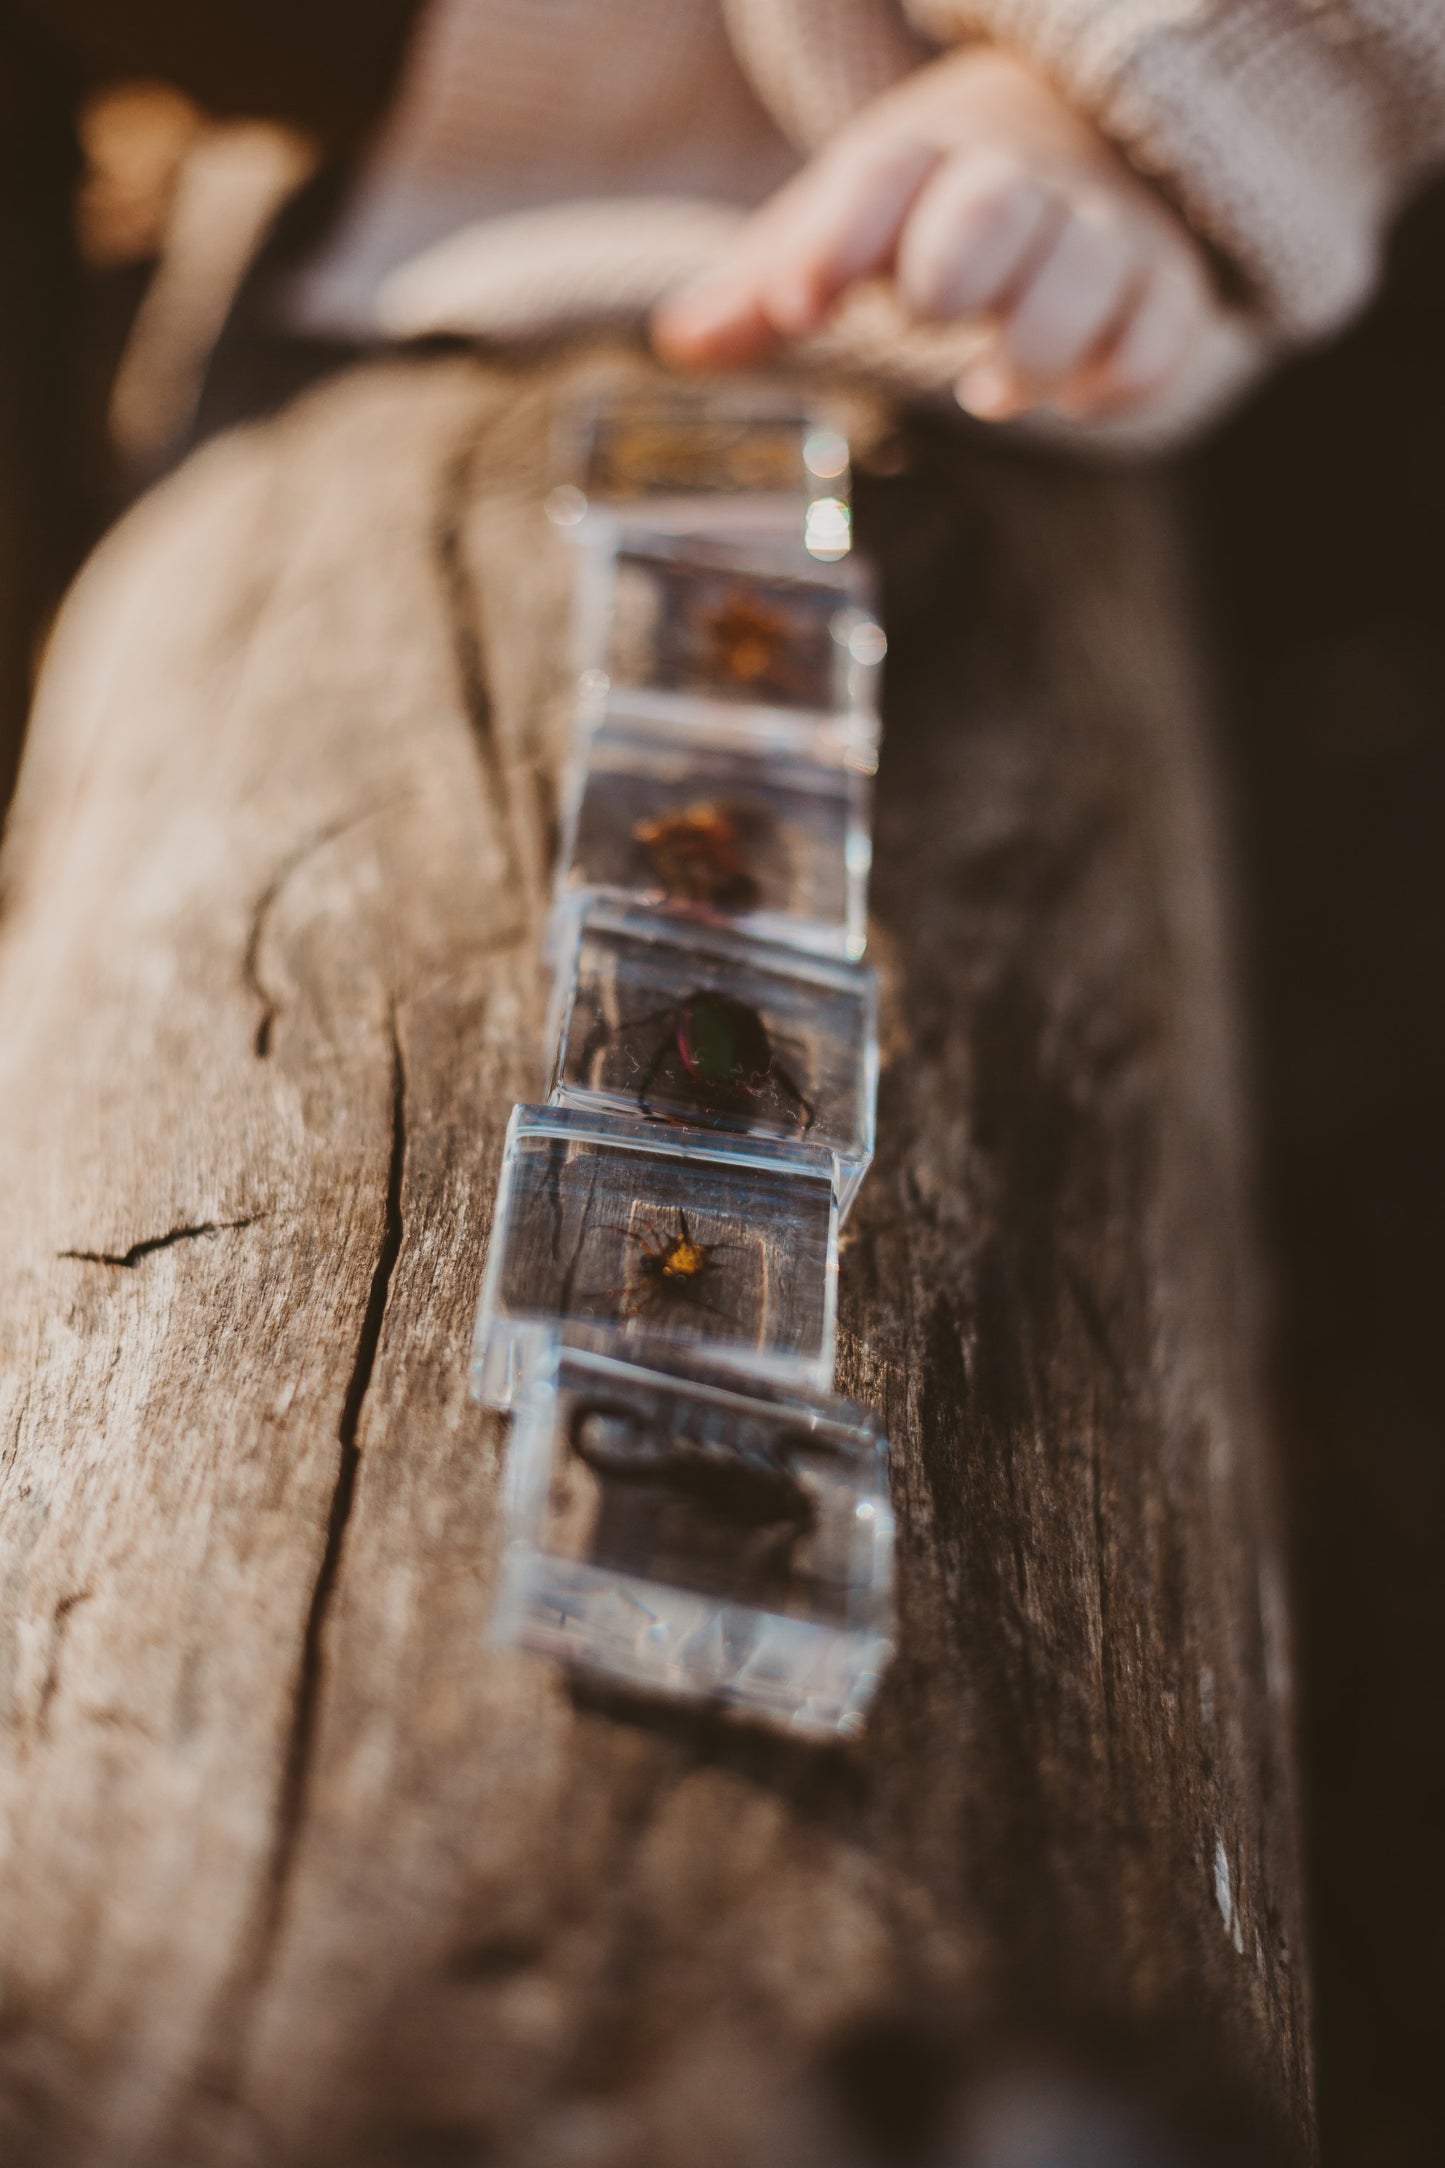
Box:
0 351 1312 2167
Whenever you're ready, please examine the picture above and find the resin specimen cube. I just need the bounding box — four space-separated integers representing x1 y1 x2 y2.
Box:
572 529 884 749
493 1343 896 1739
548 904 877 1214
552 706 872 962
472 1105 838 1408
546 382 854 557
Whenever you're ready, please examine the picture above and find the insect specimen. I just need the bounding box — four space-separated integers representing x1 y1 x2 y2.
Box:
587 988 815 1132
694 585 819 704
617 553 837 709
631 800 762 911
611 1212 738 1327
568 1397 816 1601
569 1400 815 1532
590 413 803 498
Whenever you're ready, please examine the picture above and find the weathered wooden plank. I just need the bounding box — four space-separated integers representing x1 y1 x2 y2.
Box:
0 351 1311 2167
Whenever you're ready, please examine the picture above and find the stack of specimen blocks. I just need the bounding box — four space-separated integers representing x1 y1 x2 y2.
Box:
472 383 896 1741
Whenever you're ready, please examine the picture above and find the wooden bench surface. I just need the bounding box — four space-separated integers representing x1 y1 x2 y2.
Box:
0 350 1312 2167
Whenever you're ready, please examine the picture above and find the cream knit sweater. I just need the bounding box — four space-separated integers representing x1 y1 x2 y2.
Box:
293 0 1445 445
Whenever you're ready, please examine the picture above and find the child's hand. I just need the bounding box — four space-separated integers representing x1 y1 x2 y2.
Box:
653 46 1220 424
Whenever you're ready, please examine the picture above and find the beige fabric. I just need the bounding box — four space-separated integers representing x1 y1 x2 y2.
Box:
292 0 797 336
297 0 1445 447
720 0 934 147
379 199 752 342
913 0 1445 337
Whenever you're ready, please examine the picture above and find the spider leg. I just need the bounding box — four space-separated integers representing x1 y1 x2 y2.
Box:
672 1213 748 1253
597 1222 651 1250
598 1217 664 1253
591 1268 665 1321
674 1212 746 1256
677 1281 742 1329
606 1253 746 1333
574 1279 633 1315
618 1278 680 1326
598 1216 745 1271
624 1273 738 1332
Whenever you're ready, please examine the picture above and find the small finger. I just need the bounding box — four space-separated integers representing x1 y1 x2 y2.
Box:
897 152 1058 321
652 270 783 369
1047 257 1205 417
756 131 941 335
653 128 937 363
954 347 1035 422
996 203 1136 386
1092 257 1205 404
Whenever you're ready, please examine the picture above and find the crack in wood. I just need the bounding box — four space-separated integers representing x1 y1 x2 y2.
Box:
256 1005 407 1968
35 1589 93 1738
243 807 391 1059
1090 1408 1119 1758
0 381 1313 2159
432 433 522 888
2 1380 32 1475
73 1703 159 1741
58 1216 266 1269
1062 1257 1128 1393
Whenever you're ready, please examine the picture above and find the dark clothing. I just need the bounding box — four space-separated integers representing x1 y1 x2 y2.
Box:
0 1 425 806
11 0 423 151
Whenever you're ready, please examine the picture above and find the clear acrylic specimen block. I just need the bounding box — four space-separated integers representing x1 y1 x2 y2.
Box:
572 529 884 750
552 705 872 962
493 1342 896 1740
546 382 855 558
548 904 877 1215
472 1105 838 1408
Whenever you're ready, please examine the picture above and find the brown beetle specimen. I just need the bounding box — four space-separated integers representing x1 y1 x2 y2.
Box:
694 588 818 704
632 800 761 911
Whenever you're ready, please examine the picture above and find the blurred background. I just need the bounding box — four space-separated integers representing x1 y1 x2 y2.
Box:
2 80 1441 2168
1189 182 1445 2168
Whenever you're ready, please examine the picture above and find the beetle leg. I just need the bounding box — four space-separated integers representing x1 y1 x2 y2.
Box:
633 1030 675 1120
768 1057 816 1135
618 1004 679 1034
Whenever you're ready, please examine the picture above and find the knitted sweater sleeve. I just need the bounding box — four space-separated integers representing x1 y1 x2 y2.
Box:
904 0 1445 345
